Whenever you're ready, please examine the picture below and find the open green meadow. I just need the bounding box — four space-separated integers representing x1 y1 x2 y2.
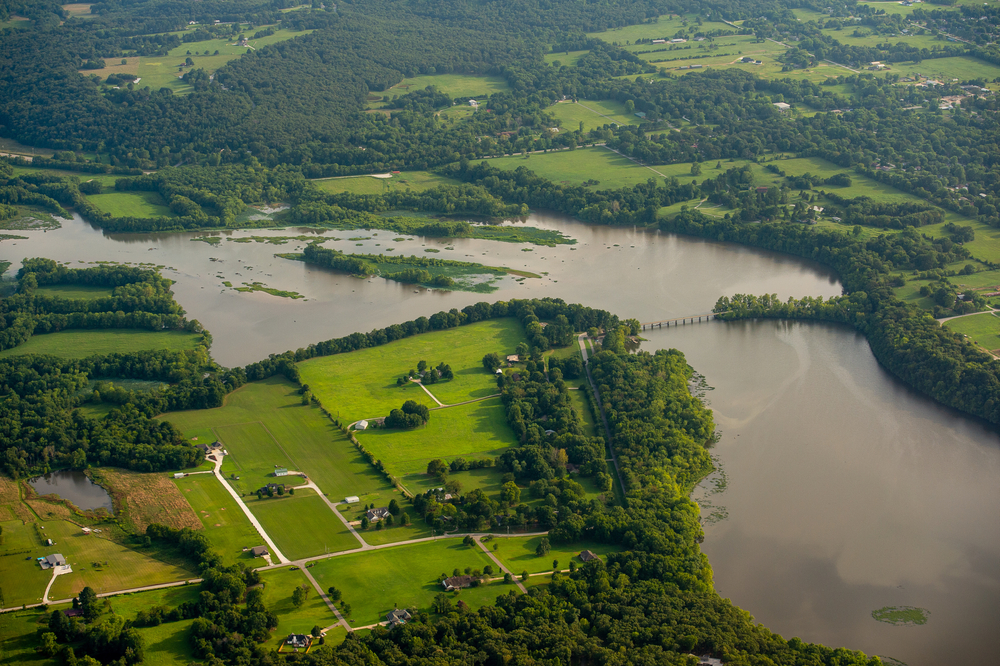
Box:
298 318 525 421
355 398 516 476
163 376 392 502
173 475 268 566
490 535 620 575
0 329 203 359
547 100 638 131
369 73 510 106
308 539 514 626
588 13 732 44
247 491 359 559
0 608 52 666
887 57 1000 83
86 191 174 218
0 520 58 606
944 312 1000 353
485 147 658 189
259 566 338 638
313 171 459 196
544 50 589 67
11 167 120 188
35 284 114 300
109 586 200 666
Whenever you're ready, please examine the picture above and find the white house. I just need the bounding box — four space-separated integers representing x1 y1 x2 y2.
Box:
469 99 479 107
356 420 369 430
773 102 791 111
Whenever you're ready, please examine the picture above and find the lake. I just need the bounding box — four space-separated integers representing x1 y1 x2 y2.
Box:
3 211 999 665
28 470 114 513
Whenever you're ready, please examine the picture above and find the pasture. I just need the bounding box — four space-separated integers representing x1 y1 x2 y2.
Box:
86 191 173 218
173 474 268 566
247 491 359 559
0 329 203 359
588 13 733 44
547 100 638 131
370 73 510 105
110 586 200 666
162 376 391 502
889 57 1000 83
259 567 338 639
0 519 57 606
298 318 525 422
313 171 459 196
485 147 657 189
307 539 512 626
544 50 589 67
35 284 113 300
0 608 53 666
944 312 1000 353
490 536 621 575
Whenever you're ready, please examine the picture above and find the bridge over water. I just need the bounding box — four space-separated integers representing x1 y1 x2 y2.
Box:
639 312 730 330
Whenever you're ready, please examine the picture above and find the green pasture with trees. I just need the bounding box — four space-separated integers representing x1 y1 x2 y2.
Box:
258 567 338 639
247 491 359 559
172 475 269 567
490 535 621 574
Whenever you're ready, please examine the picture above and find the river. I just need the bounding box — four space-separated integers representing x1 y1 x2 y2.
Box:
2 211 998 664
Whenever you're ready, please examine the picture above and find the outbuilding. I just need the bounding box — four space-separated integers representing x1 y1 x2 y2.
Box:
356 420 369 431
344 495 360 504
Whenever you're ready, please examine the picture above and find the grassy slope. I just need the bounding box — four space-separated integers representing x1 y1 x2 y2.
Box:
0 519 57 606
86 191 174 217
247 491 359 559
173 474 268 567
308 539 515 627
0 329 202 359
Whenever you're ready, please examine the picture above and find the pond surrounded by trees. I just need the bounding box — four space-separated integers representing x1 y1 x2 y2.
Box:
27 470 114 513
2 212 999 664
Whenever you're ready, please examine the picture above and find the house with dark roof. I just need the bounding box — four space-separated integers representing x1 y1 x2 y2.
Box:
579 550 598 563
285 634 311 649
386 608 412 626
442 575 473 591
366 507 391 522
40 554 66 570
250 545 269 557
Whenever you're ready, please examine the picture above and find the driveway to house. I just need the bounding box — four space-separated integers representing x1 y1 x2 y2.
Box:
212 454 290 563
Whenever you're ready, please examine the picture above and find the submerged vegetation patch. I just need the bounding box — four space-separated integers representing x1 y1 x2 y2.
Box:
233 282 305 299
871 606 929 626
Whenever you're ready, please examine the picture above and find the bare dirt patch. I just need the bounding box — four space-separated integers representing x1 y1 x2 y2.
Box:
89 469 202 533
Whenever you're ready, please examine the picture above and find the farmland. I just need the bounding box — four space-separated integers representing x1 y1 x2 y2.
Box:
307 539 513 627
247 491 359 559
259 566 338 639
944 312 1000 353
88 469 202 533
313 171 460 196
0 519 58 607
547 100 638 131
173 474 268 566
86 191 174 218
368 73 510 108
0 329 203 359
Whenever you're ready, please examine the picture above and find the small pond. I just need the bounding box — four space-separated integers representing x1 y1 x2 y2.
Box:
27 470 114 513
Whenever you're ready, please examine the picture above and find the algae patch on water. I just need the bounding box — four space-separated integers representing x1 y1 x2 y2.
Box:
871 606 929 626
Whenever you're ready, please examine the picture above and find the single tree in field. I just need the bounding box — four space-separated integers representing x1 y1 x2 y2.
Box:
388 499 400 515
292 585 309 608
327 586 342 602
482 352 502 372
536 537 551 557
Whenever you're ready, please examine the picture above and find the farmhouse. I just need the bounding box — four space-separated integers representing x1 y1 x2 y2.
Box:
285 634 311 649
773 102 791 112
579 550 598 563
468 100 479 107
40 554 66 570
442 575 474 590
506 354 520 363
386 608 412 626
250 545 269 557
256 483 285 495
367 507 391 522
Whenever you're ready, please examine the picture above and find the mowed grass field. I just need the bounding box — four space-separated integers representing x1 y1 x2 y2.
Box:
0 519 58 606
35 284 113 300
109 586 201 666
247 491 359 559
298 318 525 422
490 535 621 575
259 567 338 639
163 376 392 502
547 100 637 131
944 312 1000 352
313 171 459 196
0 329 203 359
308 539 514 626
485 147 659 189
355 397 516 476
173 474 268 566
86 191 174 218
369 73 511 106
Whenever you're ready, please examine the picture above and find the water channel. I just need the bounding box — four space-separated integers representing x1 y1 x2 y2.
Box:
27 470 114 513
2 211 998 664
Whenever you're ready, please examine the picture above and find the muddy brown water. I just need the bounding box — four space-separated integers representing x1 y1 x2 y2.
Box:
27 470 114 513
3 211 999 664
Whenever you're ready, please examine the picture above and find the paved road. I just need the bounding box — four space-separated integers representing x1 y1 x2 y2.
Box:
211 455 290 563
936 308 997 323
578 334 626 496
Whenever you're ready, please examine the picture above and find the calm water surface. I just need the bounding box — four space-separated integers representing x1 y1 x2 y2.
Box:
28 470 114 513
3 212 999 664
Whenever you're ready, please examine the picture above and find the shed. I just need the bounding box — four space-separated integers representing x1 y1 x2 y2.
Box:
469 99 479 107
344 496 360 504
506 355 520 363
275 467 288 477
356 420 369 431
81 527 92 535
45 538 53 546
579 550 598 563
250 545 269 557
174 473 185 479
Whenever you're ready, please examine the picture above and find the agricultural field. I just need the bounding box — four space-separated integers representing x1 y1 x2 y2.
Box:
135 27 315 93
489 535 621 575
35 284 114 300
368 73 511 108
0 519 57 607
355 398 516 477
86 191 174 218
259 567 338 639
173 474 268 566
247 491 360 559
887 57 1000 83
299 318 525 421
312 171 460 196
162 376 391 503
89 469 202 534
944 312 1000 353
0 329 203 359
547 100 638 131
485 147 658 189
307 539 513 627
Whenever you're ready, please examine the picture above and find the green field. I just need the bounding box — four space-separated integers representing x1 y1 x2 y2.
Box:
888 57 1000 83
109 585 201 666
0 608 53 666
10 167 120 189
588 13 732 44
136 27 315 93
307 539 515 626
86 191 174 218
313 171 460 196
173 474 268 566
0 329 203 359
163 377 393 502
370 73 511 106
248 491 360 559
944 312 1000 352
356 397 516 477
259 567 338 639
547 100 638 131
490 536 621 575
485 147 659 189
35 284 114 300
544 50 589 67
0 519 58 606
299 318 525 422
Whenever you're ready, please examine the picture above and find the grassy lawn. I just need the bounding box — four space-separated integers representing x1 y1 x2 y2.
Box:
490 536 621 575
0 520 57 606
313 171 459 196
587 13 732 43
944 312 1000 353
567 389 596 437
308 539 516 627
0 329 203 359
355 398 516 476
45 520 196 599
107 586 200 666
247 491 359 559
486 147 657 189
173 474 268 567
137 27 314 93
369 73 510 106
886 57 1000 83
87 191 174 218
162 376 392 502
299 318 525 423
0 608 51 666
260 567 337 639
544 50 589 67
547 100 638 131
35 284 114 300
